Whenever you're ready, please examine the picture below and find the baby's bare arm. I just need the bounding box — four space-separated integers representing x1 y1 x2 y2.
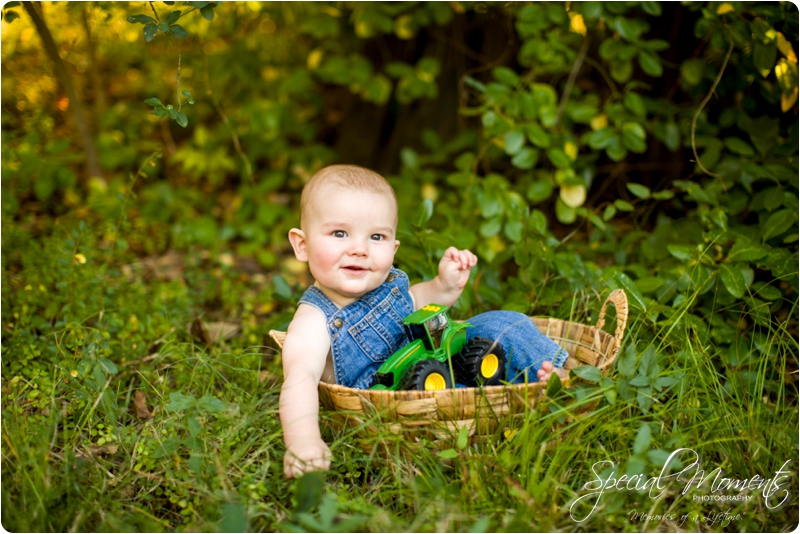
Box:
410 247 477 309
279 304 331 478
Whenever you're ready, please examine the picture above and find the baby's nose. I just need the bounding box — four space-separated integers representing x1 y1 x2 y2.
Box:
348 239 368 256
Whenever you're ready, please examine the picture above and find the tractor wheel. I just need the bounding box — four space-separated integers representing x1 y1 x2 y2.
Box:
402 360 453 391
452 337 506 387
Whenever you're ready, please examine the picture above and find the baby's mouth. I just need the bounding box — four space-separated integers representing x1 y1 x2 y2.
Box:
342 266 368 274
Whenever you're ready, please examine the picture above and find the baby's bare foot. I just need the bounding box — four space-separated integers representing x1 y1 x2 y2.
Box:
537 361 568 383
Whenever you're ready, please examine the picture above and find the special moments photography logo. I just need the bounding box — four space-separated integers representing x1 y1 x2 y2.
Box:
570 448 794 525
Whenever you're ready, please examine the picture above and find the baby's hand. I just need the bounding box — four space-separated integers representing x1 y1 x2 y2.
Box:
284 439 332 479
438 247 478 292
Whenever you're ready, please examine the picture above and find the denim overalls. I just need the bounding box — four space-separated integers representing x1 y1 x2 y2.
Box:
298 268 569 389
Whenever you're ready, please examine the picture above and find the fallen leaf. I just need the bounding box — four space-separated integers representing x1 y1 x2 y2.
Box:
133 390 152 419
205 322 240 342
190 318 212 346
190 319 240 346
85 443 119 457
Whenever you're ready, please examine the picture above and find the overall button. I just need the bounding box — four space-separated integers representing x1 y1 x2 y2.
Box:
333 318 344 328
386 273 395 282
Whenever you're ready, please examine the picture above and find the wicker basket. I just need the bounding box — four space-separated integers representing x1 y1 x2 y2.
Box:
270 289 628 451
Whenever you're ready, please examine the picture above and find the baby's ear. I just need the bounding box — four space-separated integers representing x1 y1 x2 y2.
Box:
288 228 308 262
394 239 400 254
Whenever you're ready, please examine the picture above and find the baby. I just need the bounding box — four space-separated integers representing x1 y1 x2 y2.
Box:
279 164 567 478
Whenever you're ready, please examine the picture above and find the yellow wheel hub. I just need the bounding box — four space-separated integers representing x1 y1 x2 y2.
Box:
481 353 499 378
424 372 446 390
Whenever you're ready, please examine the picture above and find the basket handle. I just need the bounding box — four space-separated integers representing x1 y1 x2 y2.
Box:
596 289 628 346
269 330 287 349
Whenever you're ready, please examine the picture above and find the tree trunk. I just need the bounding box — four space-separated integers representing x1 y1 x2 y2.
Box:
81 7 107 117
23 1 103 181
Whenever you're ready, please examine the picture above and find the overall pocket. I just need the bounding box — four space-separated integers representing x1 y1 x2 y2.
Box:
349 289 409 363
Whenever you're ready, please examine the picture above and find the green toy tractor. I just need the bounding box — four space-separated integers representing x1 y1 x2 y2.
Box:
369 304 507 391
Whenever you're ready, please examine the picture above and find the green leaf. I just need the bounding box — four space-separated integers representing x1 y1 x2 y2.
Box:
128 14 156 24
144 23 158 42
511 147 538 169
492 66 519 87
643 39 669 51
144 97 164 107
585 128 616 150
618 345 637 377
624 92 646 118
546 148 572 169
614 16 645 41
555 197 577 224
524 123 551 148
606 134 628 161
175 112 188 128
599 38 623 60
663 121 680 151
610 59 633 83
154 106 168 119
200 5 215 20
724 137 755 157
728 240 768 262
169 24 189 38
165 10 181 25
615 271 646 311
273 274 293 300
504 130 525 155
479 217 502 238
640 1 661 16
626 183 651 199
527 180 553 202
656 376 679 388
546 372 563 397
720 264 745 298
629 376 651 387
614 199 634 212
603 205 617 221
666 244 693 261
753 41 778 78
762 209 796 240
98 358 118 375
293 472 324 514
621 122 647 153
197 395 227 412
181 90 195 105
414 198 434 228
3 10 19 22
166 392 196 411
187 416 202 437
437 449 458 459
572 365 602 383
638 49 663 76
633 424 651 455
651 190 674 200
456 425 469 450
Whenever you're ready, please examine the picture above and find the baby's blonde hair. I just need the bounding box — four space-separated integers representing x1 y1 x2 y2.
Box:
300 164 397 229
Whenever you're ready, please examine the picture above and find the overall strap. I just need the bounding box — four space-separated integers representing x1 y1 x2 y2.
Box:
298 286 340 318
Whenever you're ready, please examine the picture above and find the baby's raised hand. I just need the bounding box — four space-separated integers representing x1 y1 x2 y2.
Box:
438 247 478 291
284 439 332 479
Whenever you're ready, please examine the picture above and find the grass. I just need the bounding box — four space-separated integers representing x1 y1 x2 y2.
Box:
2 223 797 532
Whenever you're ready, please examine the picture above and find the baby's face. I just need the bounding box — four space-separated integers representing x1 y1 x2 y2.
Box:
298 184 399 307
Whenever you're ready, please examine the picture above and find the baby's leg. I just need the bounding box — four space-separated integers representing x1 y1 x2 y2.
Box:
466 311 568 383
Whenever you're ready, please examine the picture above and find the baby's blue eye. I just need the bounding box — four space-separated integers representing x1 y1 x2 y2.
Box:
333 230 346 238
370 234 385 241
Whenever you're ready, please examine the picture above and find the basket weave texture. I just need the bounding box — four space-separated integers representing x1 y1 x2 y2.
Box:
270 289 628 448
